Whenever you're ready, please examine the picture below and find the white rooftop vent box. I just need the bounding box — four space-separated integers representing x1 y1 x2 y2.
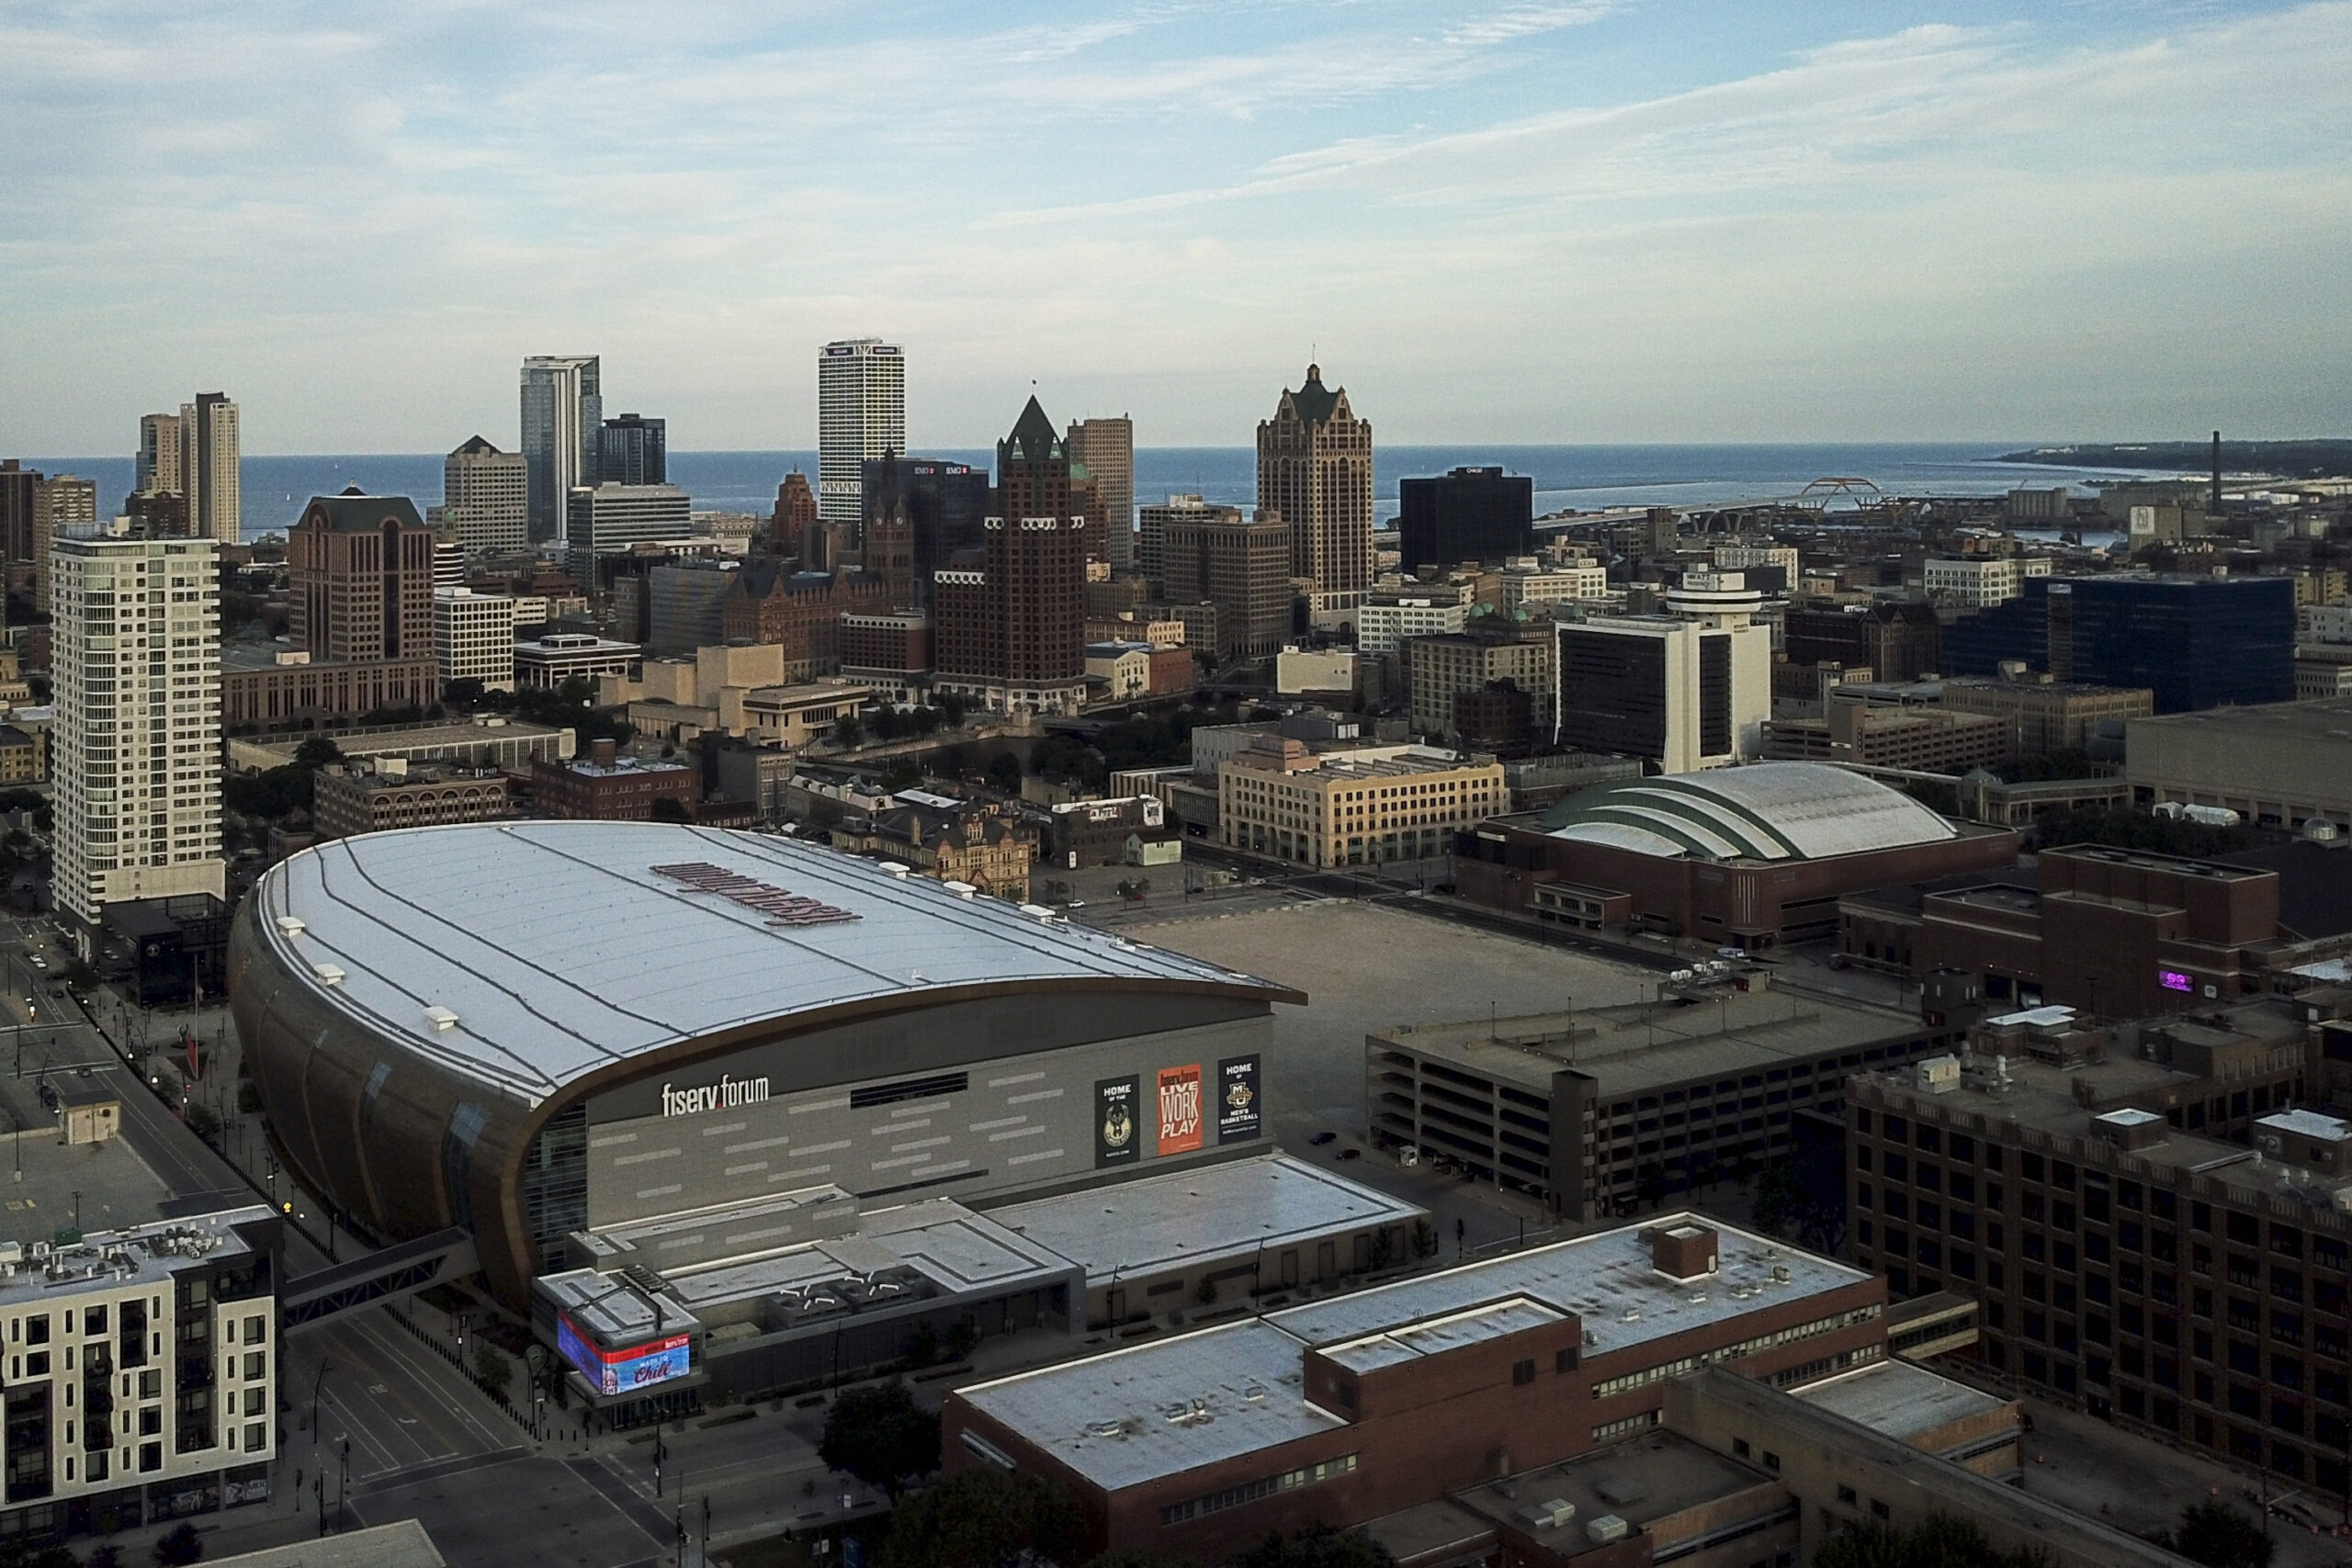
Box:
943 880 978 900
1587 1515 1630 1545
422 1006 459 1033
1518 1500 1576 1531
274 916 306 938
311 964 345 987
1915 1055 1961 1094
2093 1106 2167 1151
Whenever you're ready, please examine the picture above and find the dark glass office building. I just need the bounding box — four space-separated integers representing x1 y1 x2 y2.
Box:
863 455 991 603
596 413 667 487
1396 466 1533 570
1941 574 2293 713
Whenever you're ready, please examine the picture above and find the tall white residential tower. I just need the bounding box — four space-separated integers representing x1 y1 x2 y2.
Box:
51 535 224 953
817 339 905 527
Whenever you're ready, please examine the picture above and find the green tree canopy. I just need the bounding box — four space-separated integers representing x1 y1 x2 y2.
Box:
2167 1502 2272 1568
878 1466 1080 1568
819 1381 941 1501
648 796 693 825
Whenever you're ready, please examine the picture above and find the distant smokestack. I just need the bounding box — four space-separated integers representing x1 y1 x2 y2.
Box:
2211 430 2222 513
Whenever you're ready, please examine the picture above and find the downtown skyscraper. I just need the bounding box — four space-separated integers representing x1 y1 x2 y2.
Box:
51 535 224 955
178 390 241 543
1257 363 1373 595
520 355 601 543
818 338 904 528
1065 414 1135 570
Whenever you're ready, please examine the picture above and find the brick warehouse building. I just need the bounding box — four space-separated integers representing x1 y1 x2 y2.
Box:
948 1218 1894 1561
1456 763 2018 949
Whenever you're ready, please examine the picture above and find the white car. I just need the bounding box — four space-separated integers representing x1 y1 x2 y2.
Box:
28 958 46 971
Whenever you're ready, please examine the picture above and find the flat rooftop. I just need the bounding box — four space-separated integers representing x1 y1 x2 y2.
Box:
657 1195 1075 1309
0 1205 273 1312
1451 1429 1775 1556
959 1316 1347 1493
0 1086 177 1233
958 1212 1871 1492
1265 1213 1869 1361
984 1154 1427 1289
1374 985 1924 1097
236 718 569 764
250 822 1298 1103
2130 696 2352 741
1791 1359 2011 1444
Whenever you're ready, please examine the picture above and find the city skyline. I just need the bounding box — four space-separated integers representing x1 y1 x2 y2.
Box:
2 3 2346 456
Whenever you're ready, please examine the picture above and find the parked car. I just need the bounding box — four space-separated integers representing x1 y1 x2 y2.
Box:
1308 1131 1338 1146
1340 1148 1363 1161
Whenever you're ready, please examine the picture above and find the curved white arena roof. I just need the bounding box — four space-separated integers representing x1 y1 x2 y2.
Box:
245 822 1288 1103
1544 762 1960 863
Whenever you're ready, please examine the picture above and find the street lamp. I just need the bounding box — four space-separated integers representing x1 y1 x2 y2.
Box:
311 1360 332 1439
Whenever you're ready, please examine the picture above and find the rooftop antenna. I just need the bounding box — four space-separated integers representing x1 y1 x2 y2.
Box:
2211 430 2222 513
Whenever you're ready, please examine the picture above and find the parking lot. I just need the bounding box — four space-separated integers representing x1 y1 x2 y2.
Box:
1109 895 1667 1246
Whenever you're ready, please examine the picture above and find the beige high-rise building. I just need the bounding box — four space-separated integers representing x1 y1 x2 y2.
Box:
137 412 183 495
435 434 529 555
179 391 241 543
30 474 96 613
1257 363 1372 594
51 535 224 955
1065 415 1135 570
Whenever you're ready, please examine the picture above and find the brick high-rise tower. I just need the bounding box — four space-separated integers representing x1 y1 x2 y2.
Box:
933 398 1088 716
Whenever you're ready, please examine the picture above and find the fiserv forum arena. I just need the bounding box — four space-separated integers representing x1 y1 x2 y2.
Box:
229 821 1305 1309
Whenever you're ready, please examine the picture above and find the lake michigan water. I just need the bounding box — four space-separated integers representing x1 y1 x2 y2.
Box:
20 443 2188 543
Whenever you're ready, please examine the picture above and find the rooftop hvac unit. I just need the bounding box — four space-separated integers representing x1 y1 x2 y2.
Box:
422 1006 459 1032
1587 1516 1630 1545
1519 1500 1577 1531
312 964 345 987
274 916 305 937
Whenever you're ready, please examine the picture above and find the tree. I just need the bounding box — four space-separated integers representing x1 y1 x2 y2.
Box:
1229 1523 1396 1568
878 1466 1079 1568
935 691 970 727
648 796 693 825
472 1343 511 1402
1410 1217 1439 1259
988 754 1024 795
152 1523 205 1567
819 1381 941 1501
1634 1161 1667 1212
291 735 345 769
1750 1156 1799 1236
2167 1502 2272 1568
832 714 865 749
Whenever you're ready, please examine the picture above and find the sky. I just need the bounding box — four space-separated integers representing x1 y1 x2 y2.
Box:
2 1 2348 454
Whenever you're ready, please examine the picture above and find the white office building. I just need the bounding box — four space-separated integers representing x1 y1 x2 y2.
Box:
435 434 529 555
51 536 224 953
817 338 904 526
1921 555 2052 611
563 483 692 578
1555 571 1772 774
1357 593 1472 657
521 355 601 544
434 587 517 693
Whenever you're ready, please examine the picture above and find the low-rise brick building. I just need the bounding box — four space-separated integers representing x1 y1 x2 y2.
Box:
312 760 512 839
530 739 700 820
